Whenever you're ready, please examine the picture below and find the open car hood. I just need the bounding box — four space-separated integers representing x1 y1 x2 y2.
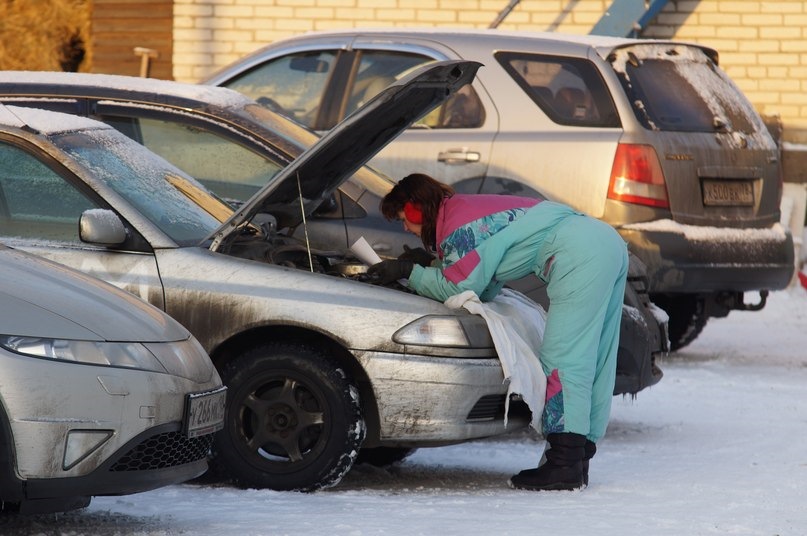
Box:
208 60 480 250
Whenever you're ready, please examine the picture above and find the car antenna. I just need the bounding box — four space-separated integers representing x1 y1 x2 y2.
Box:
296 171 314 272
0 103 38 134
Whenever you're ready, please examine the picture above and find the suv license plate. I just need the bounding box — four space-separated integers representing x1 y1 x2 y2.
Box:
183 386 227 438
702 180 754 206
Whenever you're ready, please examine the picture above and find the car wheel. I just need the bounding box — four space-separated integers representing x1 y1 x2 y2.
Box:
355 447 417 467
213 342 365 491
652 294 708 351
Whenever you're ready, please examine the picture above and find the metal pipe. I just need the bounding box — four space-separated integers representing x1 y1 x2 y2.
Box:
489 0 521 29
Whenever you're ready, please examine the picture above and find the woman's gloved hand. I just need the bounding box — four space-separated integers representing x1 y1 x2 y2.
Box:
367 259 415 284
398 245 435 267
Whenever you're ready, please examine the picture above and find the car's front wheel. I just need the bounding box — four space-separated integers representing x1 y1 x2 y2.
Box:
213 342 365 491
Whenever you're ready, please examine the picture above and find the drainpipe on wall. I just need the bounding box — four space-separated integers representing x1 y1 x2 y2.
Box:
489 0 521 29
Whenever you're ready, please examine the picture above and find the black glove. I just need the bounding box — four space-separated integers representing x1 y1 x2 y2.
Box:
367 259 415 284
398 244 435 267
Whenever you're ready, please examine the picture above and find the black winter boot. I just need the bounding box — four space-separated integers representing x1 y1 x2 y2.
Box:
509 433 586 491
582 440 596 487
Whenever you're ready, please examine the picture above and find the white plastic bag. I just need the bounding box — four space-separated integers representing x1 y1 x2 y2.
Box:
445 288 547 429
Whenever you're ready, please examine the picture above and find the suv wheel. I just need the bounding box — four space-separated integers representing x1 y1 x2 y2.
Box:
652 294 708 352
213 342 365 491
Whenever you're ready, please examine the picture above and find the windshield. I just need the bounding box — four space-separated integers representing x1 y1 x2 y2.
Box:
53 128 233 245
245 102 397 202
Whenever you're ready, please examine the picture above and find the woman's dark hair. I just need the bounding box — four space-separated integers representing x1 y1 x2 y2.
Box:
381 173 454 249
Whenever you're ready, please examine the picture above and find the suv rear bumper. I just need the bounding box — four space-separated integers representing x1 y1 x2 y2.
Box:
619 223 795 293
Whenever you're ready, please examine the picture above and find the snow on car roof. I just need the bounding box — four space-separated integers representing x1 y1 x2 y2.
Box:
0 103 25 128
0 70 253 108
0 103 108 134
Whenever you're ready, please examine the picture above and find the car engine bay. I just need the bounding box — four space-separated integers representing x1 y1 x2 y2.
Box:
222 229 412 291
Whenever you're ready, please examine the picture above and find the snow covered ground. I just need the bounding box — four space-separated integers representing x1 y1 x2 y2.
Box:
3 285 806 536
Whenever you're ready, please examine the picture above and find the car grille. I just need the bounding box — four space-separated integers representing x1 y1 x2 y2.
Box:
110 431 212 472
466 394 505 422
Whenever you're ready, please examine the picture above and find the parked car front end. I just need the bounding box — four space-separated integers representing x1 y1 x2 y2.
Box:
152 247 525 443
0 245 224 514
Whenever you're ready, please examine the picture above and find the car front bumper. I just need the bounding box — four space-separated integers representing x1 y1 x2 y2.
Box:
0 355 222 512
361 351 531 445
616 304 665 395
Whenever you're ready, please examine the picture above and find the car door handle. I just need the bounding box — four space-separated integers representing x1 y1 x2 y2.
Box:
437 148 481 164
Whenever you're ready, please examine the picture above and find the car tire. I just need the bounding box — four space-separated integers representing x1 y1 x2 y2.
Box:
213 342 365 491
652 294 708 351
355 447 417 467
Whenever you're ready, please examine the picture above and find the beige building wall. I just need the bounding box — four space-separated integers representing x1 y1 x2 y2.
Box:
173 0 807 166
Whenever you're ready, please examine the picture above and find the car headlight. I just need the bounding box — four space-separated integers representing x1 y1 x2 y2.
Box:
393 315 494 348
0 336 168 373
143 337 215 382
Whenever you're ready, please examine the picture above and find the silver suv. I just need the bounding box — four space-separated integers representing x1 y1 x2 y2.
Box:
205 28 795 350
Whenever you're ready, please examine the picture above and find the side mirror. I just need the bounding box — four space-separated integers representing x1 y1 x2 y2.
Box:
79 209 127 245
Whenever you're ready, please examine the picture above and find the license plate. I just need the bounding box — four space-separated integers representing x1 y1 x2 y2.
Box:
183 386 227 439
702 180 754 206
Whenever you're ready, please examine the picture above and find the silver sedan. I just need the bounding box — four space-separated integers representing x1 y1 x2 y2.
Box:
0 61 528 493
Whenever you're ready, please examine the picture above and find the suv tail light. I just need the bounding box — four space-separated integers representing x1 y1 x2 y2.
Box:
607 143 669 208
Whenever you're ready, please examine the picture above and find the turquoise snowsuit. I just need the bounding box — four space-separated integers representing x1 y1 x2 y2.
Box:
408 195 628 442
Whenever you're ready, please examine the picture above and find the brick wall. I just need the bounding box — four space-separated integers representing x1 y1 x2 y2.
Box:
172 0 623 83
172 0 807 177
92 0 173 79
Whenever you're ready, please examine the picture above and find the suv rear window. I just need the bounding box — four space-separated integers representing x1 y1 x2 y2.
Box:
609 45 757 134
496 51 620 128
